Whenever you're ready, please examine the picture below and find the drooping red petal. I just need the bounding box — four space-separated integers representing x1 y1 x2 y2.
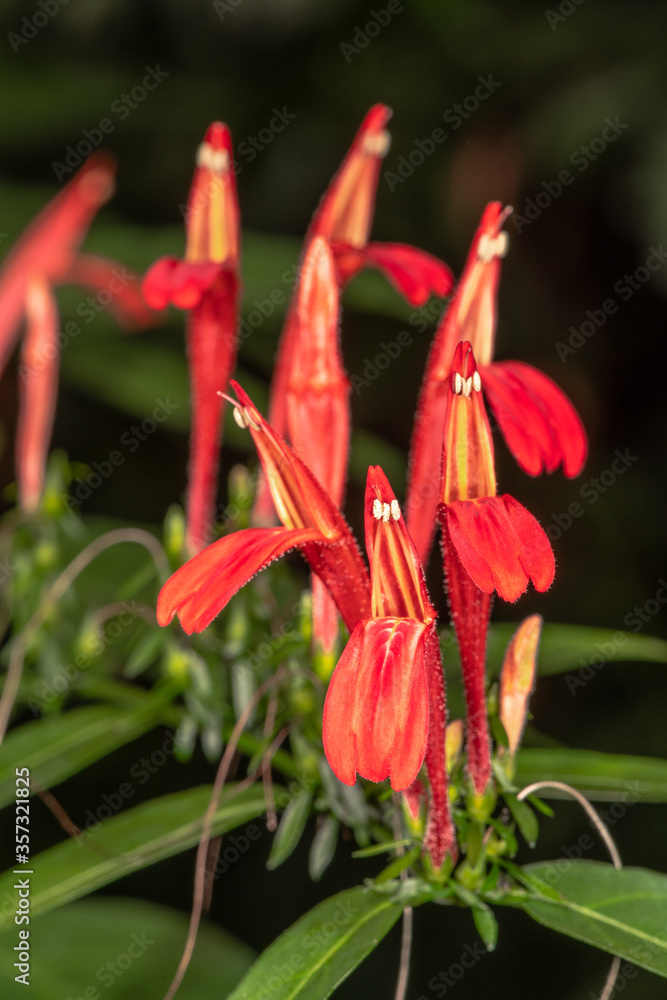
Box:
444 495 554 602
185 270 240 554
322 617 429 790
157 526 322 634
66 252 157 328
0 154 116 378
483 361 587 477
16 279 59 512
352 241 454 306
141 257 228 310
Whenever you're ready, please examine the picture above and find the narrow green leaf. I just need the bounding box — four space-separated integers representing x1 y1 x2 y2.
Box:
0 897 255 999
0 784 266 930
472 906 498 951
0 701 174 809
267 791 313 870
504 793 539 848
352 838 413 859
508 861 667 976
309 816 339 882
515 748 667 802
225 885 403 1000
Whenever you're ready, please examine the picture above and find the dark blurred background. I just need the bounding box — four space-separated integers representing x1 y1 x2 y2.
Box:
1 1 666 997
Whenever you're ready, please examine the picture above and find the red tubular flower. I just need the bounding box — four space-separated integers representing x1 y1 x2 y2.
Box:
255 106 454 527
310 104 454 305
157 382 371 635
407 202 587 566
0 154 155 511
142 122 241 555
438 342 555 793
323 466 456 866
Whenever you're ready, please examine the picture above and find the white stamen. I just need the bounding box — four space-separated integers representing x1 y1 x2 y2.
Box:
463 376 473 398
232 405 260 431
196 142 230 175
390 499 401 521
232 406 248 429
363 130 391 158
454 372 463 395
472 370 482 392
372 499 384 520
477 231 509 263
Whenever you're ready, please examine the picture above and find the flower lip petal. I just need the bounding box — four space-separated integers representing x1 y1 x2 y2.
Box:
142 257 228 310
444 495 554 602
322 616 430 791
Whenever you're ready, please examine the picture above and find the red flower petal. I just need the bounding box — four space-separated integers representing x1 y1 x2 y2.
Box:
482 361 587 477
157 526 321 634
356 241 454 306
445 495 554 602
141 257 228 310
66 252 157 328
322 617 429 790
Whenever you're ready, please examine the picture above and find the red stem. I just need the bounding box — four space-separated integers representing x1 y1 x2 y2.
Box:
441 525 493 794
423 627 457 868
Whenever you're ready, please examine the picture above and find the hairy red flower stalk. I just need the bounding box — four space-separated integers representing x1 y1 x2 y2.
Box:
422 628 458 868
408 202 586 567
0 153 155 511
142 123 241 555
438 342 555 793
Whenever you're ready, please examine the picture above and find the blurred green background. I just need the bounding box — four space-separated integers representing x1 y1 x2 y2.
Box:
0 1 666 997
